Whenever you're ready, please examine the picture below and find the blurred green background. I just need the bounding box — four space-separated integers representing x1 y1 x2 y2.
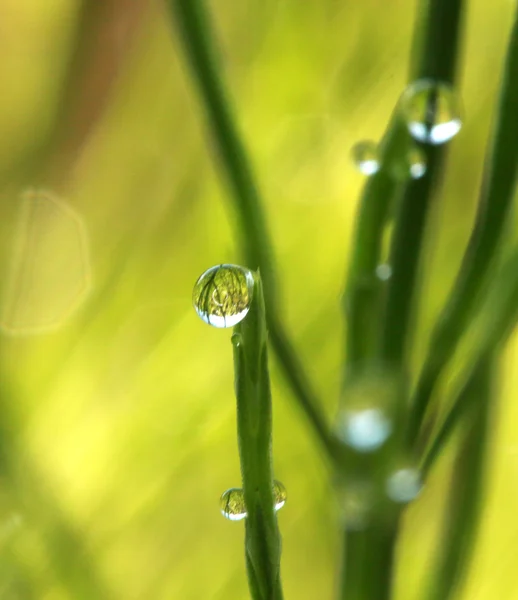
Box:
0 0 517 598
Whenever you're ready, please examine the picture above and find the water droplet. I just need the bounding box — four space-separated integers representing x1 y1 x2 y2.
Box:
376 264 392 281
336 408 392 452
408 148 427 179
400 79 462 145
220 488 247 521
273 480 287 511
231 332 242 347
351 140 380 175
386 468 422 503
193 264 254 328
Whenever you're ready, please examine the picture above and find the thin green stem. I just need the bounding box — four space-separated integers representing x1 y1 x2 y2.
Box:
380 0 465 368
339 522 399 600
410 5 518 441
343 116 409 369
233 275 283 600
168 0 332 456
424 356 493 600
423 247 518 474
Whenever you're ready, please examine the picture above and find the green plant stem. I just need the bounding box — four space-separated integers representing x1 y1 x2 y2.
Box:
343 116 408 369
339 521 399 600
233 274 283 600
168 0 332 456
410 5 518 441
380 0 465 368
424 356 493 600
422 247 518 474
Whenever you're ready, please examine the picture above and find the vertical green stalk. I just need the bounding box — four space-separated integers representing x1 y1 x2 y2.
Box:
425 356 494 600
339 2 466 600
339 521 399 600
423 247 518 474
380 0 465 368
410 5 518 441
233 274 283 600
168 0 333 458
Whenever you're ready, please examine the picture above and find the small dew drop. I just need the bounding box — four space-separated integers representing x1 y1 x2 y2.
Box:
400 79 462 145
408 148 427 179
337 408 392 452
386 468 422 504
273 480 287 511
376 264 392 281
193 264 254 328
351 141 380 175
220 488 247 521
231 332 242 347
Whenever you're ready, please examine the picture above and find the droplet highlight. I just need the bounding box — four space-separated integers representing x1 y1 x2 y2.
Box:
376 264 392 281
351 140 380 175
336 408 392 452
400 79 462 145
386 468 422 503
193 264 254 328
220 488 247 521
273 480 287 511
408 148 427 179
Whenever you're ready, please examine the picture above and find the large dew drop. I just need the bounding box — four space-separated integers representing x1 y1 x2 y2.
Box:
220 481 287 522
193 264 254 328
351 140 380 175
386 468 422 504
400 79 462 145
336 408 392 453
220 488 247 521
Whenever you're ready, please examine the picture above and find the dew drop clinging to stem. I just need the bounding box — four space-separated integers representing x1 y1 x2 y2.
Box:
220 488 247 521
351 140 380 175
399 79 462 145
336 408 392 453
386 468 423 504
193 264 254 328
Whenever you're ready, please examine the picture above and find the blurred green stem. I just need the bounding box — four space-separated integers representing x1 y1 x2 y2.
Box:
423 247 518 474
380 0 465 367
233 275 283 600
410 4 518 443
339 522 399 600
168 0 334 458
424 355 493 600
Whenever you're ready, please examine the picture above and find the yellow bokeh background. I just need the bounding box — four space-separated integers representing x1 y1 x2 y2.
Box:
0 0 517 598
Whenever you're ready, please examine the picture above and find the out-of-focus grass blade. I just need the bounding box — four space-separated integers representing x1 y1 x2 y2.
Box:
233 274 283 600
167 0 334 458
423 247 518 473
424 356 494 600
410 4 518 442
380 0 465 368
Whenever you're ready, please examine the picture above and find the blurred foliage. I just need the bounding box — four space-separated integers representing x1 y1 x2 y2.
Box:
0 0 516 598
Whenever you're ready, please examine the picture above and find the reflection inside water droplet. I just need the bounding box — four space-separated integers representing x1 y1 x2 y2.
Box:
400 79 462 145
193 264 254 328
337 408 392 452
386 468 422 503
351 140 380 175
273 480 287 511
220 488 247 521
376 264 392 281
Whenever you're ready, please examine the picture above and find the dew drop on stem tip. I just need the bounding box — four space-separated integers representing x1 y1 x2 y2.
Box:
193 264 254 328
